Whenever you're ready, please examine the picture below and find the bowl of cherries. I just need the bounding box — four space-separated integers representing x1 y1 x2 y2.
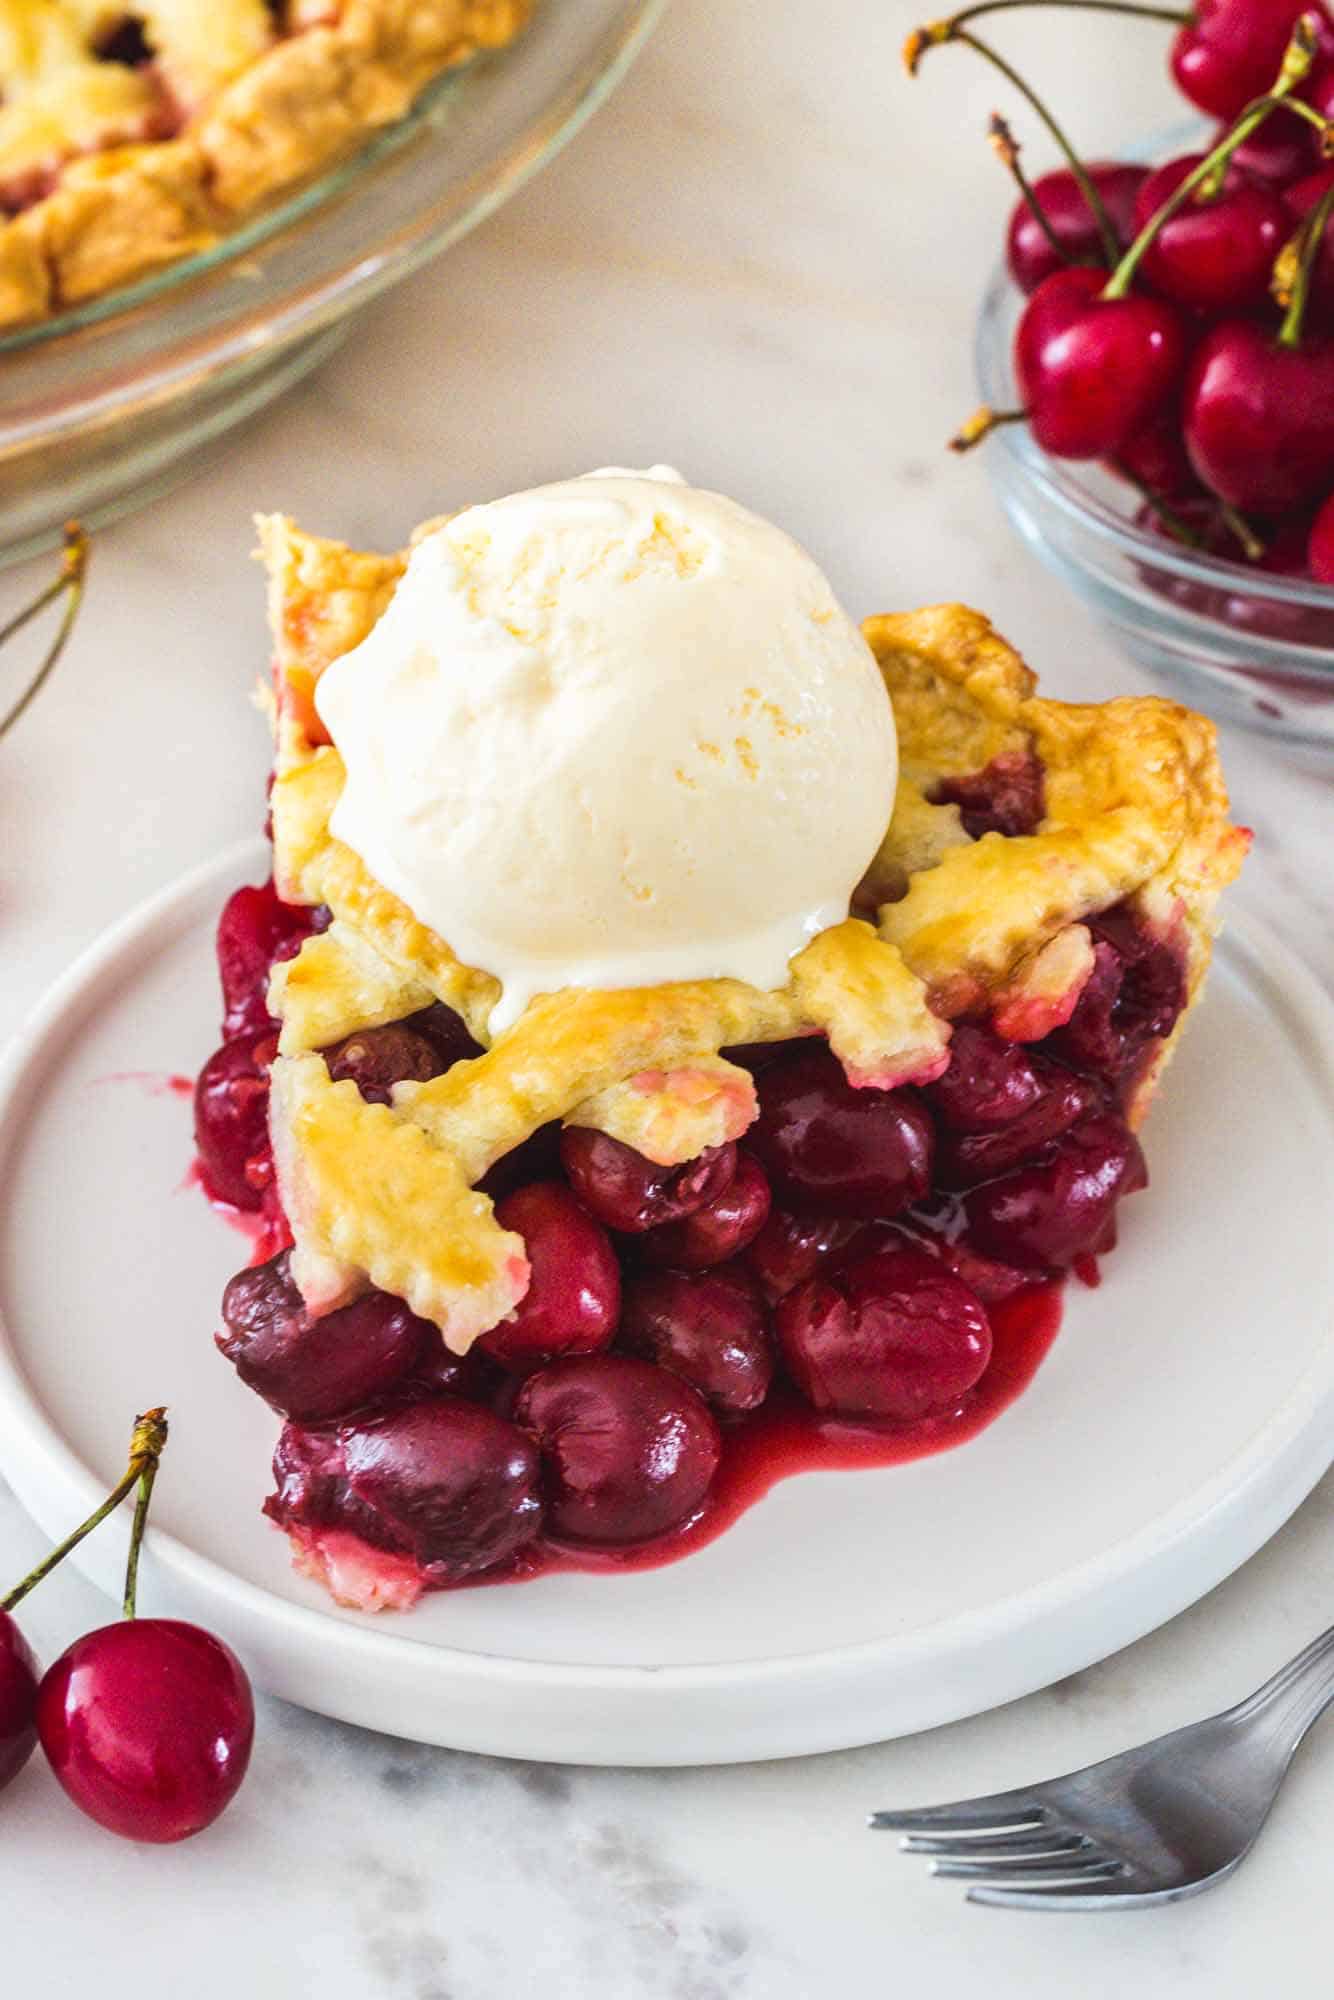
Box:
913 0 1334 750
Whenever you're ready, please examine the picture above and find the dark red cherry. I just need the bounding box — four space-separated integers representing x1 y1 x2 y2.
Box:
1016 266 1188 460
1050 907 1187 1082
1006 162 1147 294
748 1048 933 1219
882 1210 1039 1309
1183 319 1334 512
1110 405 1204 503
1222 113 1315 187
559 1128 737 1234
929 751 1046 839
776 1247 992 1422
1132 153 1288 314
516 1355 721 1545
193 1038 271 1211
479 1122 564 1203
36 1620 254 1842
963 1113 1148 1270
321 1023 452 1106
0 1611 39 1793
479 1182 620 1371
267 1398 543 1583
216 879 320 1042
218 1252 431 1421
746 1207 853 1301
927 1022 1047 1132
393 1335 500 1404
936 1068 1103 1188
640 1152 772 1270
620 1265 774 1415
1170 0 1325 120
1308 489 1334 577
404 1001 484 1069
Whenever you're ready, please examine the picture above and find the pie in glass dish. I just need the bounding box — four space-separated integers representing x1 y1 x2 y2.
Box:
0 0 529 328
193 468 1248 1613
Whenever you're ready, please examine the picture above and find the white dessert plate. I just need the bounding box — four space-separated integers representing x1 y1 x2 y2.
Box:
1 840 1332 1766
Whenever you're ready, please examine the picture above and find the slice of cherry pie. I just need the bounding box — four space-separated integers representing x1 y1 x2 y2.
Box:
195 473 1247 1613
0 0 528 328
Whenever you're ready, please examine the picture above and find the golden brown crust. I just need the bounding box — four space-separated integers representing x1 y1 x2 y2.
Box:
0 0 529 328
257 535 1245 1349
865 604 1249 1117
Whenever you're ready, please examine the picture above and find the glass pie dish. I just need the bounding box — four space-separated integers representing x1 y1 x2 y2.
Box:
0 0 663 569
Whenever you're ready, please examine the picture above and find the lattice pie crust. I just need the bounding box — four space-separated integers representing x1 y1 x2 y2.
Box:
256 513 1248 1356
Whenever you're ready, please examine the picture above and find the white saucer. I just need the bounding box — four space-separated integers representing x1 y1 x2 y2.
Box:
1 839 1332 1766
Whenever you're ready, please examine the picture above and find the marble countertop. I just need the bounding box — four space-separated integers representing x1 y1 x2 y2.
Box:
3 0 1334 1991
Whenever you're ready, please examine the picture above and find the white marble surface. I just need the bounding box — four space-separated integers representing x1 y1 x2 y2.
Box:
3 0 1334 1991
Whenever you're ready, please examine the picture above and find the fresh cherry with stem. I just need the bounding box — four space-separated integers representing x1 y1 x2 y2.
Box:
997 24 1320 460
1131 150 1290 312
33 1408 256 1842
1183 176 1334 508
993 116 1147 294
1172 0 1333 120
0 1403 169 1800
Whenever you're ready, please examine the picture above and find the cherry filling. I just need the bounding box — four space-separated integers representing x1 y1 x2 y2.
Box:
514 1356 722 1545
199 877 1183 1605
478 1182 620 1371
747 1048 933 1218
560 1127 738 1233
639 1151 772 1270
620 1264 774 1414
218 1251 434 1423
193 1038 273 1212
216 881 326 1043
322 1022 455 1105
1050 908 1188 1087
266 1399 543 1588
776 1247 993 1421
962 1112 1148 1270
929 752 1046 840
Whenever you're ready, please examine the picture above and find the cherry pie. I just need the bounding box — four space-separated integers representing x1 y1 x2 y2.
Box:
0 0 528 328
195 509 1247 1613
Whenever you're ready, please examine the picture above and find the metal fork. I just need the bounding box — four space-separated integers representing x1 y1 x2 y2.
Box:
871 1623 1334 1909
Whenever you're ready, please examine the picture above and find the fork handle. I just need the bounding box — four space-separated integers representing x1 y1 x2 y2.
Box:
1232 1622 1334 1751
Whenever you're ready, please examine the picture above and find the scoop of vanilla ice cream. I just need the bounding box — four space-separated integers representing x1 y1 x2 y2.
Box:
314 468 898 1034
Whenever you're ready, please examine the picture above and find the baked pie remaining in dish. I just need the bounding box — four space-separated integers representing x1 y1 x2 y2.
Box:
193 467 1248 1613
0 0 528 329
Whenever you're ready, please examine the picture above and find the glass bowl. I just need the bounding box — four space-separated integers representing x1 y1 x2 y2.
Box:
0 0 664 568
975 260 1334 754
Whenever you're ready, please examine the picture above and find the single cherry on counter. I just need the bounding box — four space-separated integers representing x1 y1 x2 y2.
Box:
37 1620 254 1844
25 1408 257 1843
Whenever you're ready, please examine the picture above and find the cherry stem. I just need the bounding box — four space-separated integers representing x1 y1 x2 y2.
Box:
989 113 1074 265
905 0 1191 73
1112 463 1205 545
1278 176 1334 345
949 404 1029 450
908 25 1121 263
0 524 88 744
1103 18 1319 299
1219 503 1267 558
0 1408 168 1616
122 1447 162 1622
